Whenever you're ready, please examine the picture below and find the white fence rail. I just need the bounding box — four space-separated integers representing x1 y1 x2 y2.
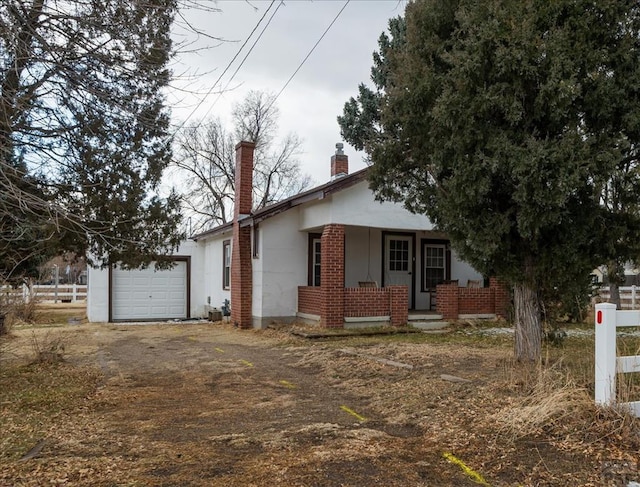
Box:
594 303 640 416
597 286 640 309
0 284 87 303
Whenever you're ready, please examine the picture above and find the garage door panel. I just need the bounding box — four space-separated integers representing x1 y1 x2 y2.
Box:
111 261 188 321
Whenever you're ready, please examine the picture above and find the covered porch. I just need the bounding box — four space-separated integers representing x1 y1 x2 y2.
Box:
296 223 487 328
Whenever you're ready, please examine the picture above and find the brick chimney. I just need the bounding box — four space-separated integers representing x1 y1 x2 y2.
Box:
234 141 255 217
231 141 255 329
331 142 348 179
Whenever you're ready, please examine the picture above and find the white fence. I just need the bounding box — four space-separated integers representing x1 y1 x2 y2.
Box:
1 284 87 303
594 303 640 416
597 286 640 309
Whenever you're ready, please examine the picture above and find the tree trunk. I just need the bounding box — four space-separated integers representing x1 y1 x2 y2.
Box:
609 280 621 309
607 260 623 309
513 282 542 362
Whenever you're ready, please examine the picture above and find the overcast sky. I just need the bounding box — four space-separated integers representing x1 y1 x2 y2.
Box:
169 0 405 185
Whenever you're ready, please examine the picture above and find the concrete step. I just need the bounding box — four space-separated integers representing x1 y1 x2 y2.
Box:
410 321 450 331
408 313 443 321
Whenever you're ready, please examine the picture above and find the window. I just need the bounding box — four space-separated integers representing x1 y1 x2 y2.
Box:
252 224 259 258
422 241 448 290
222 240 231 289
307 233 322 286
388 239 409 271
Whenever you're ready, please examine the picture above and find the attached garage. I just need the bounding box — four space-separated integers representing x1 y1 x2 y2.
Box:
110 258 190 321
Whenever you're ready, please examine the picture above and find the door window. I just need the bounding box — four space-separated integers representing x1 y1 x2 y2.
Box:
388 239 409 271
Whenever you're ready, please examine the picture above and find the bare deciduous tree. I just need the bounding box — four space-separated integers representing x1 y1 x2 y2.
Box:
174 91 311 233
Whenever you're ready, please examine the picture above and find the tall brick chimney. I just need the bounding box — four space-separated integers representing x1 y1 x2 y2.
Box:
331 142 348 179
231 141 255 329
234 141 255 218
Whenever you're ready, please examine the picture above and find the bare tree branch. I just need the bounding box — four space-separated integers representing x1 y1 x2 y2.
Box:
173 90 311 233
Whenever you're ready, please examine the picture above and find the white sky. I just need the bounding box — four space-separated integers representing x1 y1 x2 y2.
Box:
169 0 405 185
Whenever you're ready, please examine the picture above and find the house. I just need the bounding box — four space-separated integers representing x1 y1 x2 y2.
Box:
87 141 508 326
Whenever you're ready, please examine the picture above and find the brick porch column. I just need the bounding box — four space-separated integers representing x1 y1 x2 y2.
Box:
490 277 510 319
320 224 345 328
436 281 459 320
231 141 255 329
389 285 408 326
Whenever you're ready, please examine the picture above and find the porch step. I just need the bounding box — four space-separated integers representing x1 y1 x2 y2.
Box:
408 313 443 321
410 321 450 331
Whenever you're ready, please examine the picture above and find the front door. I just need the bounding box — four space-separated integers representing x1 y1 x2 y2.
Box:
423 243 448 310
383 234 414 309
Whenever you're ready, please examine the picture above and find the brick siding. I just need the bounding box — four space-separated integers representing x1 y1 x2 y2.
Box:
331 153 349 177
389 285 409 326
344 288 390 317
320 224 345 328
299 284 409 327
230 141 255 329
490 277 510 318
436 278 510 320
436 281 460 320
458 287 494 314
298 286 323 315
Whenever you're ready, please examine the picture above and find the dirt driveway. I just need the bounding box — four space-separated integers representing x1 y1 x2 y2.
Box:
2 320 638 486
83 323 456 486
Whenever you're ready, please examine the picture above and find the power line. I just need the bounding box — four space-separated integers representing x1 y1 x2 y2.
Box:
173 0 277 133
197 0 284 122
265 0 350 113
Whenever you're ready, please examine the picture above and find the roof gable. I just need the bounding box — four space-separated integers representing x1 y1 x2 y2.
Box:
192 168 369 241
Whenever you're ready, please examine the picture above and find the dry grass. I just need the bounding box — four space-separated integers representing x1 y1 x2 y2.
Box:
0 362 102 463
28 330 66 364
494 362 594 440
4 317 640 485
1 298 40 335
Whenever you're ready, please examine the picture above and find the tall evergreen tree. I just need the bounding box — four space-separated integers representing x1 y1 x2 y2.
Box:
0 0 183 281
339 0 640 361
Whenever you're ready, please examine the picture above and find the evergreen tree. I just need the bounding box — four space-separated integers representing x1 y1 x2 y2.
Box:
0 156 56 283
0 0 183 280
339 0 640 361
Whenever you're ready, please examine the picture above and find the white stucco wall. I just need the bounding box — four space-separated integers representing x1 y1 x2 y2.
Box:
86 265 109 322
255 209 307 323
344 226 382 287
181 240 206 318
299 180 434 232
251 225 263 321
199 230 231 313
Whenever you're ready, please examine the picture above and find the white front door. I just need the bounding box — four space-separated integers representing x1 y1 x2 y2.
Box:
384 235 413 309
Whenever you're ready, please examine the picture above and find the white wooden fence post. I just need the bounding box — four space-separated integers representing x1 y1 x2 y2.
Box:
53 265 59 303
633 285 637 309
72 284 77 303
595 302 618 405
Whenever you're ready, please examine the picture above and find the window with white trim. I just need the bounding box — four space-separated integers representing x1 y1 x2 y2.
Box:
423 243 446 290
308 233 322 286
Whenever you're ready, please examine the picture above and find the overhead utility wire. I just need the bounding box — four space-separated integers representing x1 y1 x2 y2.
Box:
173 0 277 133
265 0 350 113
198 0 284 121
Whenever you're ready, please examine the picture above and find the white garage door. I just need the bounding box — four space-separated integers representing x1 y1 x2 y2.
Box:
111 261 187 321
